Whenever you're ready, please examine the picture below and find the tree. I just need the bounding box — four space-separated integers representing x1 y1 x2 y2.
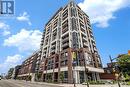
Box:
117 54 130 80
59 72 64 83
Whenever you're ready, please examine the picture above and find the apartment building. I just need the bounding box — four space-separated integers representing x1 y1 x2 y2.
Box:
17 50 40 81
12 65 21 79
39 1 104 83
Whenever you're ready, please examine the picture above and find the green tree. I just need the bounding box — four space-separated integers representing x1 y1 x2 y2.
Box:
117 54 130 80
60 72 64 83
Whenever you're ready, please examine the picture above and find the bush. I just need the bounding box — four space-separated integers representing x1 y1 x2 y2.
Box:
127 81 130 85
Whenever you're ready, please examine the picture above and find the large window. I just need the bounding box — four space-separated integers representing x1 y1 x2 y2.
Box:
62 19 68 34
71 8 77 17
62 9 68 20
71 18 77 31
72 32 79 49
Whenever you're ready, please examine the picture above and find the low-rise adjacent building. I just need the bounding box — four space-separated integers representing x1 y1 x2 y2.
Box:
100 50 130 80
17 50 40 82
100 62 117 80
12 65 21 79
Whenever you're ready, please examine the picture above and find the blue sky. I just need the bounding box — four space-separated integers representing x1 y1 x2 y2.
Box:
0 0 130 74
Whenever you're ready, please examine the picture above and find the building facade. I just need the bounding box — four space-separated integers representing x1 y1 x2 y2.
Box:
100 62 117 80
39 1 104 83
17 50 40 82
12 65 21 79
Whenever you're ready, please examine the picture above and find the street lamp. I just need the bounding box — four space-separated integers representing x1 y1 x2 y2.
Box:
109 55 121 87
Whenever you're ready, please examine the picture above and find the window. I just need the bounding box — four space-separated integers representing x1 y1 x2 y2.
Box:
71 8 76 17
62 9 68 20
64 71 68 78
65 52 68 57
71 18 77 31
72 32 79 48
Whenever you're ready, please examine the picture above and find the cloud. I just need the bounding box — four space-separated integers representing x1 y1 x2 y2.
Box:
3 29 42 52
78 0 130 28
0 21 11 36
0 54 22 73
0 22 9 30
3 30 11 36
6 55 22 64
16 12 32 25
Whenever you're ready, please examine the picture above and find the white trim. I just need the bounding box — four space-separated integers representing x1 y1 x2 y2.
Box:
46 69 53 73
74 66 104 73
60 67 68 71
54 68 58 72
18 73 34 77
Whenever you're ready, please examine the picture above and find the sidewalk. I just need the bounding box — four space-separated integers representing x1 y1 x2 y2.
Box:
13 80 130 87
32 81 130 87
59 84 130 87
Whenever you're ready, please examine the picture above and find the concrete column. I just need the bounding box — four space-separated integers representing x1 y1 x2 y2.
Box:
68 48 73 83
92 72 96 81
96 73 100 80
74 70 80 84
31 73 35 82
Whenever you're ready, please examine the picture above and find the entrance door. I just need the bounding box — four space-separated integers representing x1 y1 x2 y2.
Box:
54 72 58 82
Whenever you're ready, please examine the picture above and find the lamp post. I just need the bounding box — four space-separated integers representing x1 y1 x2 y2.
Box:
109 55 121 87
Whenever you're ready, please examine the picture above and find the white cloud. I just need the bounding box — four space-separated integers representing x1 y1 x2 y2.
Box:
16 12 32 25
4 29 42 52
0 54 22 73
6 55 22 64
78 0 130 28
0 22 9 30
3 30 11 36
0 21 11 36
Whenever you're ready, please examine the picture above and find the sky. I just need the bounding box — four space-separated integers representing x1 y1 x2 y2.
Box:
0 0 130 74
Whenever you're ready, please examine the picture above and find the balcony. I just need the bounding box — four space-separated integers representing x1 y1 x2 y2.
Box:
62 37 69 43
81 28 86 34
94 47 97 52
82 36 87 41
62 27 68 34
62 42 69 47
51 45 55 49
83 42 88 48
51 49 55 52
62 43 69 50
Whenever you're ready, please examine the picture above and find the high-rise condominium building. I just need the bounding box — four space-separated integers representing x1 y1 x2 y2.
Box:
39 1 104 83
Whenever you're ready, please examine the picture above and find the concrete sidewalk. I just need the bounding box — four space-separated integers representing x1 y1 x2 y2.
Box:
32 81 130 87
12 80 130 87
59 84 130 87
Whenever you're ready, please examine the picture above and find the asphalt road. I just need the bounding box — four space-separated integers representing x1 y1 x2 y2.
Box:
0 80 62 87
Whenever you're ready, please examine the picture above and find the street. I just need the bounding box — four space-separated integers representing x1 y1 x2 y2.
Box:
0 80 130 87
0 80 62 87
